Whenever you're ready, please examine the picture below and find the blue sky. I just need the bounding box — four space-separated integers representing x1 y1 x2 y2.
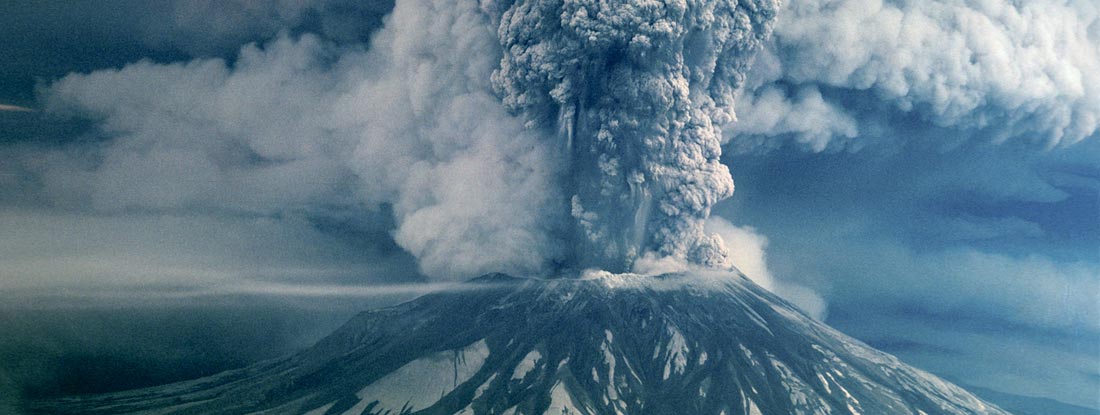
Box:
718 138 1099 407
0 0 1097 410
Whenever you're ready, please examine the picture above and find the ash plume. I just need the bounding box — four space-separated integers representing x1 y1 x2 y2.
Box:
485 0 780 273
7 0 780 280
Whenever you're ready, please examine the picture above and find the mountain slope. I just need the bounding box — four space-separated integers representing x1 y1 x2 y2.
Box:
33 272 1010 415
960 384 1096 415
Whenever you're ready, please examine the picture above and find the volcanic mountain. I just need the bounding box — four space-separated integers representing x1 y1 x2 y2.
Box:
34 272 1009 415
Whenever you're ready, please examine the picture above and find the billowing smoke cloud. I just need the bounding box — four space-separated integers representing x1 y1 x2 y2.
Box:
485 0 780 272
729 0 1100 151
706 217 827 319
3 0 1095 408
10 0 784 280
31 0 1093 286
0 0 396 107
22 0 567 281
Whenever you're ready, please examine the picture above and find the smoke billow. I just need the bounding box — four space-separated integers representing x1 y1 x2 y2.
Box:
485 0 780 272
11 0 781 280
730 0 1100 152
29 1 568 281
5 0 1095 283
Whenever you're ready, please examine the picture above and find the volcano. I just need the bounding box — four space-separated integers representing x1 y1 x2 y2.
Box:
34 272 1008 415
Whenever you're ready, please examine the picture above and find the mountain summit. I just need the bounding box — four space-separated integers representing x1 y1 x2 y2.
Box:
37 272 1008 415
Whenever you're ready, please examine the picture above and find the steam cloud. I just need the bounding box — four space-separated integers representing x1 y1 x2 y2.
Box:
730 0 1100 151
17 0 782 279
486 0 779 272
7 0 1095 282
33 1 566 280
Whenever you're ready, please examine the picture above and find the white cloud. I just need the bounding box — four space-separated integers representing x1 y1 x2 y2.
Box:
0 104 33 112
31 0 568 281
729 84 858 152
22 0 792 280
707 217 828 319
729 0 1100 151
0 209 409 291
706 218 776 289
811 237 1100 334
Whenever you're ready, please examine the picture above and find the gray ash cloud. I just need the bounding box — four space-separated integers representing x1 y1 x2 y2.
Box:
486 0 780 272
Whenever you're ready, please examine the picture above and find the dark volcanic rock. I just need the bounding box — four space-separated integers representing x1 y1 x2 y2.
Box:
32 272 1009 415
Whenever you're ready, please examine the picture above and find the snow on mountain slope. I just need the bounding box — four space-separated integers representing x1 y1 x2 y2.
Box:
32 272 1011 415
338 339 489 414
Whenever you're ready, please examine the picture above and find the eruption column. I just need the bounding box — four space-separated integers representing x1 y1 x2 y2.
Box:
485 0 779 272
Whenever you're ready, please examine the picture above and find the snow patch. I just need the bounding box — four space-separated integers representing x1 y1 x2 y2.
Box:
473 373 496 401
836 382 863 414
661 324 689 380
768 355 831 414
547 381 588 415
304 402 335 415
748 399 763 415
600 334 622 409
847 403 863 415
732 295 773 336
817 373 832 394
512 350 542 380
740 389 763 415
342 339 489 415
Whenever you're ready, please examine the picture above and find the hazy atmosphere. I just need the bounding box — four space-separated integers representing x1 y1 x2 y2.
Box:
1 0 1097 413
